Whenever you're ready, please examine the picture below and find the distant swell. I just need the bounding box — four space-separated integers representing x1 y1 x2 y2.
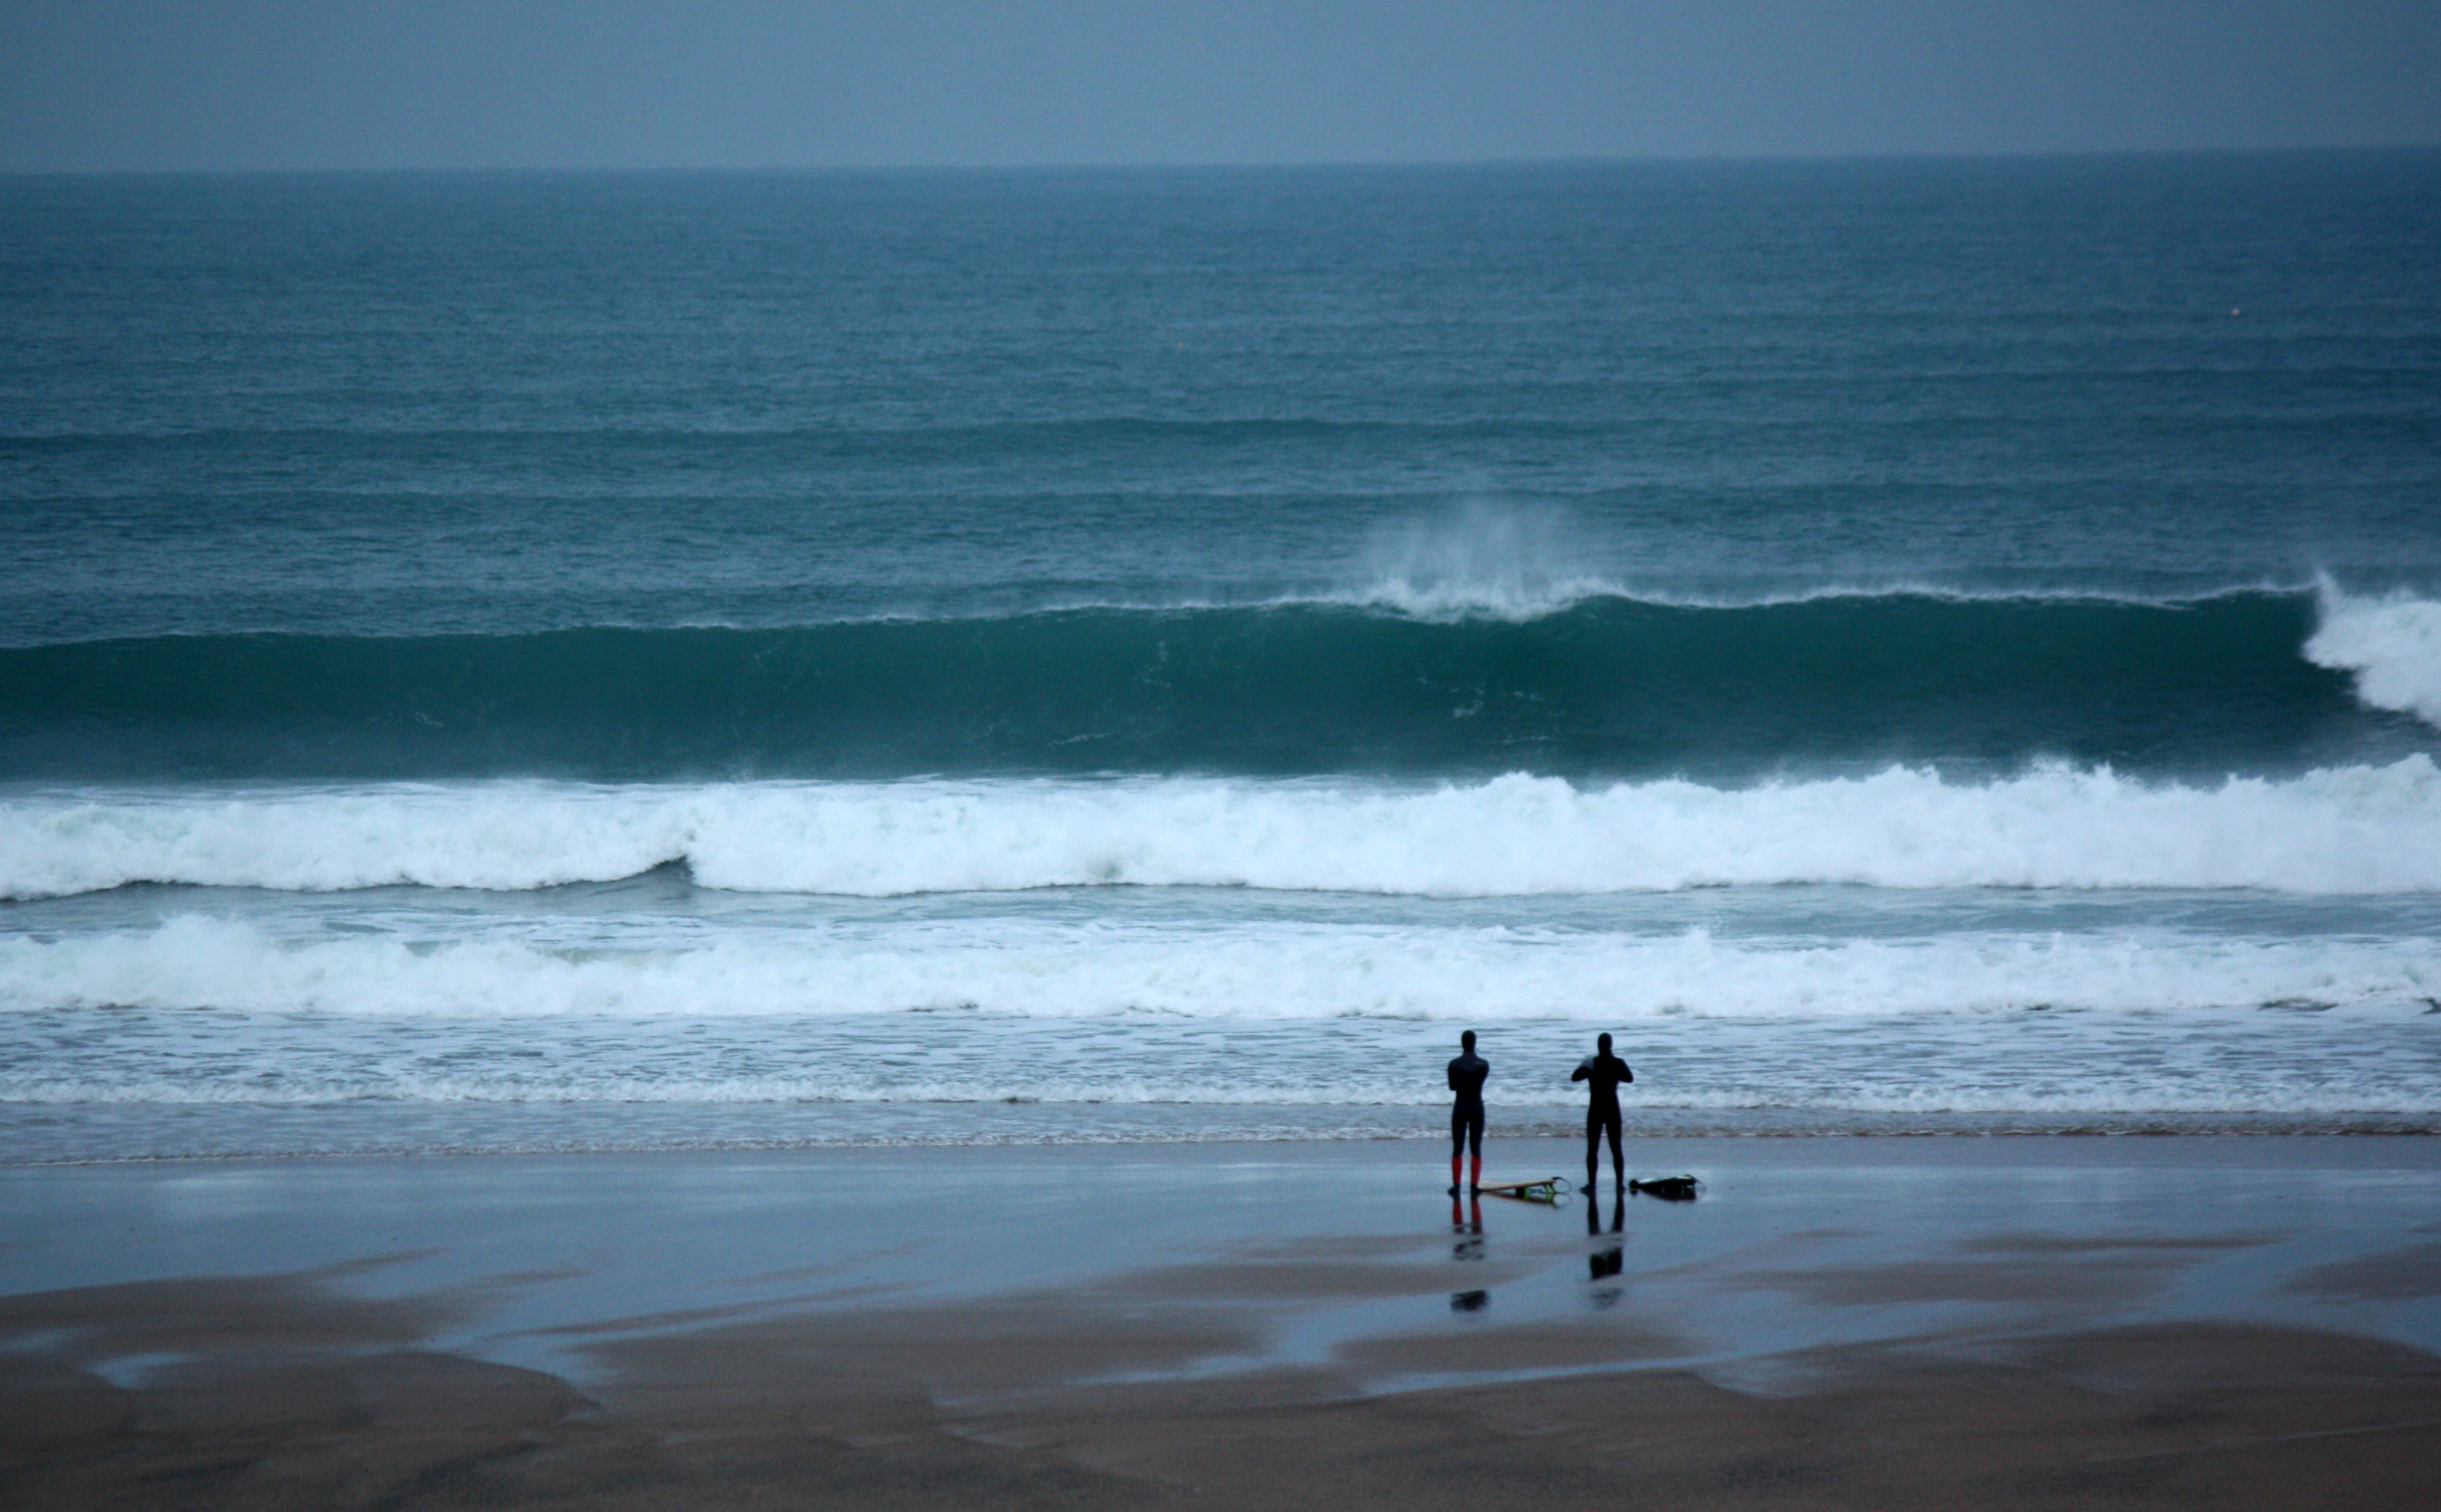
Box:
2 589 2431 781
6 760 2441 900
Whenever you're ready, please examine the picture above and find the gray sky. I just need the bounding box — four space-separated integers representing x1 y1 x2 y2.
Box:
4 0 2438 171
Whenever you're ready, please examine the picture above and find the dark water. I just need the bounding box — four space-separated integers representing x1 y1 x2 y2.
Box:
7 156 2439 638
2 155 2437 1160
0 592 2427 781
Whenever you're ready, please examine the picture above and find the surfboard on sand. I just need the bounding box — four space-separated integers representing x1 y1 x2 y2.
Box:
1475 1177 1568 1203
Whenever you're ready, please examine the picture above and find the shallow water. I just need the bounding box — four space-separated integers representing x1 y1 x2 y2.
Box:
4 1139 2437 1387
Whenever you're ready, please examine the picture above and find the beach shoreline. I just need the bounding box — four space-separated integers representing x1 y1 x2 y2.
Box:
5 1135 2439 1507
8 1102 2437 1170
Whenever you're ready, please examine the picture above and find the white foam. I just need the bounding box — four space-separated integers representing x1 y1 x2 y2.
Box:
2307 588 2441 729
1336 571 1624 622
6 759 2441 900
1320 577 2255 622
894 581 2300 624
5 914 2437 1124
1325 498 2271 619
0 784 695 898
1345 500 1617 620
8 1074 2427 1117
3 913 2434 1027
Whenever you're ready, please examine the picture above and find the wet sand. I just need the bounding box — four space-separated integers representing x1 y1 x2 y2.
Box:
4 1137 2440 1508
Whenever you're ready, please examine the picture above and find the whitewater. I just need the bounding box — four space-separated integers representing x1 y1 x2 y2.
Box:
7 909 2440 1023
6 756 2441 900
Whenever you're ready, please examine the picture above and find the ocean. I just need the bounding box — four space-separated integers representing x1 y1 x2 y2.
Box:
3 153 2438 1163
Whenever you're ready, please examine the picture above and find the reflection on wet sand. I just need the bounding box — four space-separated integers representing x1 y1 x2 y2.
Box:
6 1139 2441 1510
1449 1193 1482 1251
1588 1184 1627 1307
1451 1194 1485 1310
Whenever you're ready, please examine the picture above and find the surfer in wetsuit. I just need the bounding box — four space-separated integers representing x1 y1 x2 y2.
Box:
1572 1032 1633 1192
1448 1029 1488 1196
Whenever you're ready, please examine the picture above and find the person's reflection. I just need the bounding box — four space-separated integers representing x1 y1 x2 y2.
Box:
1588 1185 1625 1307
1451 1193 1485 1309
1451 1193 1483 1259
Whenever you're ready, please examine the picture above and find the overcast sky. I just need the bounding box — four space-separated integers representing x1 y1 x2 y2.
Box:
4 0 2438 171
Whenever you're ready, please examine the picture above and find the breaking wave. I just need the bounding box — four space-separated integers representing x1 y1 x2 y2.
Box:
3 587 2432 781
5 757 2441 901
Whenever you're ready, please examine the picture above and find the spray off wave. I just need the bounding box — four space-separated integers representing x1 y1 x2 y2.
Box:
7 758 2441 900
2307 589 2441 729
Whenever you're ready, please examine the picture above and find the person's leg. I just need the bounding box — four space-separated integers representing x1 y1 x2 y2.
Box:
1466 1109 1484 1192
1584 1109 1600 1191
1451 1107 1465 1194
1605 1110 1624 1186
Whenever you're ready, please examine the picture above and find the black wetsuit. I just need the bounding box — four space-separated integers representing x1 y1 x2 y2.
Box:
1447 1051 1488 1160
1572 1051 1633 1181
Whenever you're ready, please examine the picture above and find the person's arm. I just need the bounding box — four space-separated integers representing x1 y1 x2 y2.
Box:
1448 1061 1458 1092
1622 1062 1633 1083
1570 1059 1590 1083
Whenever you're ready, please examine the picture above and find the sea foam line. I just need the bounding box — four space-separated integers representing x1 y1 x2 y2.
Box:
6 1077 2432 1116
5 757 2441 900
3 913 2435 1021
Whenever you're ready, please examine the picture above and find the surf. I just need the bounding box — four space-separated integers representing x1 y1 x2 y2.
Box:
4 911 2439 1028
7 757 2441 900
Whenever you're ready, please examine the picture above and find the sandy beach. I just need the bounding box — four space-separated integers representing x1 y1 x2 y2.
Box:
5 1136 2440 1508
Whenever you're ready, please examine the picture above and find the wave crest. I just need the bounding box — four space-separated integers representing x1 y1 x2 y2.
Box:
5 760 2439 900
3 588 2419 780
2308 588 2441 729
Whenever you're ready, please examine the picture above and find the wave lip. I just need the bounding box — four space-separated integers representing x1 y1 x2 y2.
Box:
2308 588 2441 729
5 759 2441 901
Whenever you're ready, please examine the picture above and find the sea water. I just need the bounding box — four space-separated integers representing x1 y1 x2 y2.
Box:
3 155 2438 1161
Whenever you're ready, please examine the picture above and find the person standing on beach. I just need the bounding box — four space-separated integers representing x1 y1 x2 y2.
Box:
1572 1032 1633 1192
1448 1029 1488 1196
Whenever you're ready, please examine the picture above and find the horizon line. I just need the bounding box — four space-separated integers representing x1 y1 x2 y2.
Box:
6 142 2440 180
